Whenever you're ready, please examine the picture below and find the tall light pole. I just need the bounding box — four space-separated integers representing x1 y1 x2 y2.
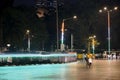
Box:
88 35 96 54
26 30 30 52
99 6 118 54
60 16 77 51
56 0 59 51
71 34 73 52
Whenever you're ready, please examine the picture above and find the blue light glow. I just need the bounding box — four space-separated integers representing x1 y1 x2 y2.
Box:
0 53 77 58
0 53 77 65
61 32 64 44
0 64 73 80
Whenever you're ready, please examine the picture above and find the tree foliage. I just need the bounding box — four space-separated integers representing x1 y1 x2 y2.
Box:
0 6 48 51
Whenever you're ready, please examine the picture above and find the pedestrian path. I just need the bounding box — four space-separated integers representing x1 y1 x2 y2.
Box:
0 59 120 80
73 60 120 80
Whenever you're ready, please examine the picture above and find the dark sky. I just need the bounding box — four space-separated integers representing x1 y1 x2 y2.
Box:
13 0 35 7
0 0 120 50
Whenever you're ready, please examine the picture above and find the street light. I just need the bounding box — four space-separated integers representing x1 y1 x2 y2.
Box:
88 35 96 54
7 44 10 47
56 0 59 51
60 16 77 51
99 6 118 54
71 34 73 52
26 30 30 52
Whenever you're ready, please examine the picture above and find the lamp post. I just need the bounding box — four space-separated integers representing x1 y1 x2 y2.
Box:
60 16 77 51
88 35 96 54
71 34 73 52
26 30 30 52
55 0 59 51
99 7 118 54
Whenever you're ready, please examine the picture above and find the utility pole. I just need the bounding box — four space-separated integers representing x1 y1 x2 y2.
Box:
56 0 59 51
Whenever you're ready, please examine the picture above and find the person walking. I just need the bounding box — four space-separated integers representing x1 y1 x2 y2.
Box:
86 53 93 68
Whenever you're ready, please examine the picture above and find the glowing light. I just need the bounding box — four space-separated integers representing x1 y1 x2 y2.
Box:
104 7 107 10
0 53 77 58
114 7 118 10
7 44 11 47
73 16 77 19
27 30 29 33
61 33 64 44
99 10 102 13
99 6 118 54
60 16 77 51
61 21 65 44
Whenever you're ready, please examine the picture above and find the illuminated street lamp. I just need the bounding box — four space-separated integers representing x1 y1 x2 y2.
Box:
55 0 59 51
99 6 118 54
89 35 96 54
7 44 11 47
60 16 77 51
26 30 30 52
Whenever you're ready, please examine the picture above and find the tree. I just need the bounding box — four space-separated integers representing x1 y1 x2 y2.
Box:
1 7 26 51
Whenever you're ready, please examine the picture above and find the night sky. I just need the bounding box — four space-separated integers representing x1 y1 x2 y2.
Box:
0 0 120 51
13 0 35 7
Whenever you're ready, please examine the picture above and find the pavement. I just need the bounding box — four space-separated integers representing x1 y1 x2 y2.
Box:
0 59 120 80
67 59 120 80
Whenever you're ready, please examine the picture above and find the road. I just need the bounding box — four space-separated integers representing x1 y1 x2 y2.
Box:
0 59 120 80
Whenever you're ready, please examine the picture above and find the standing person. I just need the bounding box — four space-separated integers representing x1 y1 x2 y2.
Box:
86 53 93 68
88 58 92 68
84 53 88 62
85 55 89 68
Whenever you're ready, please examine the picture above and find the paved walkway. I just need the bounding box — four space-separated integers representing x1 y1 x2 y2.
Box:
0 59 120 80
67 59 120 80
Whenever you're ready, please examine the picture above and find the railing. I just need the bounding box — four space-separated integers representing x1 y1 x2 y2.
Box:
0 53 77 66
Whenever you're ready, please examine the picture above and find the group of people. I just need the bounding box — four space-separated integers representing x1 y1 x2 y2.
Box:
107 53 120 60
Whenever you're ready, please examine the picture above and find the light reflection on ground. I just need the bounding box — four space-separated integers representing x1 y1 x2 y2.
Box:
0 60 120 80
0 63 70 80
